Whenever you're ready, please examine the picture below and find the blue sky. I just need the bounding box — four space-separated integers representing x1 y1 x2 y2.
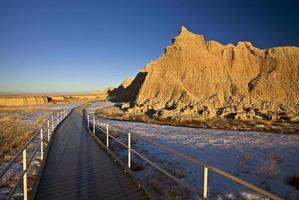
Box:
0 0 298 95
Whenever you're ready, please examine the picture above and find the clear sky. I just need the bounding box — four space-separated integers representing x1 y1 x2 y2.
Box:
0 0 298 95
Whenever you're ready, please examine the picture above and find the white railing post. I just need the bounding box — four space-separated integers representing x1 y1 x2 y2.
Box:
47 120 50 142
23 149 27 200
51 115 54 131
202 166 208 200
57 113 59 124
128 132 131 168
106 123 109 148
40 129 44 160
87 115 90 128
93 115 95 134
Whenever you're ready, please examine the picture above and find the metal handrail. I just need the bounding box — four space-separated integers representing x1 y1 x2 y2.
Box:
0 113 62 178
96 124 198 194
88 114 284 200
138 136 282 200
6 142 41 199
0 109 70 200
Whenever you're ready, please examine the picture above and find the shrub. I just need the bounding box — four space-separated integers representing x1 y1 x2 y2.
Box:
259 153 282 186
238 151 252 173
287 175 299 190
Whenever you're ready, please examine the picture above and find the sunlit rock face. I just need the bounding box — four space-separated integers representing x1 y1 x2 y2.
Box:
111 26 299 120
0 96 49 106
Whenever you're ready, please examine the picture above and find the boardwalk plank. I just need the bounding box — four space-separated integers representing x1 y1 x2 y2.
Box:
35 106 149 200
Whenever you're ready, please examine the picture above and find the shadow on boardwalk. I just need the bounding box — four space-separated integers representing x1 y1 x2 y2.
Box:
34 106 148 200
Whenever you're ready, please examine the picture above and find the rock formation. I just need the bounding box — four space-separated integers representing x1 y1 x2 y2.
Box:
109 77 138 101
50 93 110 102
111 26 299 121
95 86 115 95
0 96 49 106
0 88 112 106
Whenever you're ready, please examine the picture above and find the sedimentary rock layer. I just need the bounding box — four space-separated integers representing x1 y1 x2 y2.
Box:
111 26 299 121
0 96 49 106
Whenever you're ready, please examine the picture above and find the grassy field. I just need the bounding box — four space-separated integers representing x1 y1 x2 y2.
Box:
0 106 53 162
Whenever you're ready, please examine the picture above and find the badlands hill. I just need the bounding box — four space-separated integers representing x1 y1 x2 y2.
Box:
110 26 299 121
0 89 111 106
0 96 49 106
109 77 133 100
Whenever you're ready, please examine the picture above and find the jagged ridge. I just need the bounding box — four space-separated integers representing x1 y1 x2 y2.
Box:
111 26 299 120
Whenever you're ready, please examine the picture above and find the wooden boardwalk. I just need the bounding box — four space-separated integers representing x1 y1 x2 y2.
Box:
34 106 148 200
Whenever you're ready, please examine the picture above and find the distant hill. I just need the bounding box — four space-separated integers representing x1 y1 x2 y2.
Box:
110 26 299 121
0 89 112 106
0 96 49 106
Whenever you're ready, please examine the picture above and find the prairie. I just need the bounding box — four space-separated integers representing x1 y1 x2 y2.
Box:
0 104 76 162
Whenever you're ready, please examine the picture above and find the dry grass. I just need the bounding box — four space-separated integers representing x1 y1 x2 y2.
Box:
95 105 299 134
95 106 125 118
237 151 252 174
259 153 283 187
0 107 50 162
146 170 191 199
0 105 47 112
